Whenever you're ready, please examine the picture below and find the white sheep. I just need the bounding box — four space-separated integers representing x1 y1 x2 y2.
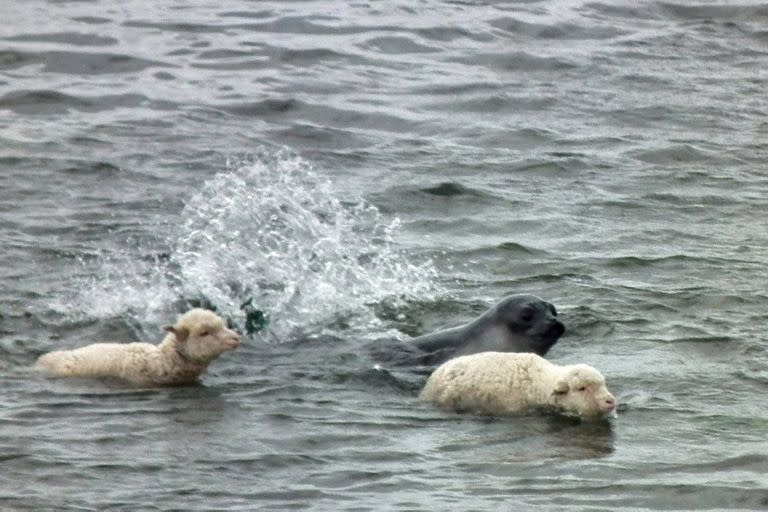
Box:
420 352 616 419
35 309 240 386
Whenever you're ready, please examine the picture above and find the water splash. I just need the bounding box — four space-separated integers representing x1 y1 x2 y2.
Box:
64 150 443 340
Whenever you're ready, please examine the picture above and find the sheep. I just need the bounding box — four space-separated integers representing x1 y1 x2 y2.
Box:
420 352 616 419
35 308 240 386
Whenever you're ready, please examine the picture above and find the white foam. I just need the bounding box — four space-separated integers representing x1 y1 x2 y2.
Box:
63 149 443 340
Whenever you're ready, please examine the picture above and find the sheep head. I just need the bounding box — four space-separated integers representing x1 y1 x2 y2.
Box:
164 309 240 364
550 364 616 418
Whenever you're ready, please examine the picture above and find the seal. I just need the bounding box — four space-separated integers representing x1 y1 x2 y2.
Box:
410 294 565 365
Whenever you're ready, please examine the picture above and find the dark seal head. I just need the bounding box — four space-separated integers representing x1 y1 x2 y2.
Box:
410 294 565 365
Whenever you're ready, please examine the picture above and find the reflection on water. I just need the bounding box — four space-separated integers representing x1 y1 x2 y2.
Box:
432 414 615 463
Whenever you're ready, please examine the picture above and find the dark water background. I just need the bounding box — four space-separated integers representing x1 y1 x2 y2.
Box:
3 1 768 510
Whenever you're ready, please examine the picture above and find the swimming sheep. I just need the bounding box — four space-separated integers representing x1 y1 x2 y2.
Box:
420 352 616 419
35 309 240 386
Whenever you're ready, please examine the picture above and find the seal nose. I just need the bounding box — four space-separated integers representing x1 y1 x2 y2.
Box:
548 320 565 338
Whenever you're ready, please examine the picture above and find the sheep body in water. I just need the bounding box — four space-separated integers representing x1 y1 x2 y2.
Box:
35 309 240 386
420 352 616 419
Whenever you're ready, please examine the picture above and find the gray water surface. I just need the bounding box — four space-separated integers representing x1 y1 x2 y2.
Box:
2 1 768 510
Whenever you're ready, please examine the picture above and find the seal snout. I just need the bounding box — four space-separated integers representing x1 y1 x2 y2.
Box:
546 319 565 338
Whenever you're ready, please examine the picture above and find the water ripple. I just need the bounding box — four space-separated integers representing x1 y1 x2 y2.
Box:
4 1 768 510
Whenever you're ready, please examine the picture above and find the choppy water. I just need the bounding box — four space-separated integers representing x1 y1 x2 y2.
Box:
3 0 768 510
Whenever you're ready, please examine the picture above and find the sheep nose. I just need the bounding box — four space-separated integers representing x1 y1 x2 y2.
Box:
603 396 616 411
226 331 241 349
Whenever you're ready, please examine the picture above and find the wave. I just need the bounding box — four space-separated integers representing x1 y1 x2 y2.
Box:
61 150 443 340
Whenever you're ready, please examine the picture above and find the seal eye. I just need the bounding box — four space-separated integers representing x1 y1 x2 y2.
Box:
519 307 534 323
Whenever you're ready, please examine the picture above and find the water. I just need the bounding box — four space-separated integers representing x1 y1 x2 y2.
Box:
2 0 768 509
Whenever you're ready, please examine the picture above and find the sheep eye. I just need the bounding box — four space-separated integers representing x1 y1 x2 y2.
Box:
199 330 210 336
576 386 587 392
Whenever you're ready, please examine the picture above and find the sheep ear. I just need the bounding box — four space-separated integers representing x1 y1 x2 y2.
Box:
163 324 189 343
552 379 569 396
